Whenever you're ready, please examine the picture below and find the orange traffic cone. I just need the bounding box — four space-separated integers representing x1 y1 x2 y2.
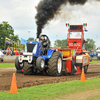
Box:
10 73 18 93
80 68 85 81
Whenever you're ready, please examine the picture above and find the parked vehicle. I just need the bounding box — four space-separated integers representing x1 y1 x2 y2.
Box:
0 51 4 62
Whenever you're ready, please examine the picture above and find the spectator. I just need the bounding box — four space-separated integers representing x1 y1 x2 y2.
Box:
89 51 94 61
97 52 100 60
3 50 6 55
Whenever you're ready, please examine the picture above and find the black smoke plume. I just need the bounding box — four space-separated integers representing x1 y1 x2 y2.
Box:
35 0 87 38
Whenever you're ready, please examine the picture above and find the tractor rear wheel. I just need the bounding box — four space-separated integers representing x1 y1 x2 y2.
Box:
15 57 22 70
23 62 33 75
48 52 62 76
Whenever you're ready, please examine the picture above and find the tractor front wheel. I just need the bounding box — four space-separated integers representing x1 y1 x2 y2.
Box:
48 52 62 76
15 57 22 70
23 62 33 75
36 57 45 71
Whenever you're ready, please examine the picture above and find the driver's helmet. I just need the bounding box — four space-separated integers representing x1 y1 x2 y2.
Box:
41 36 47 42
42 36 45 41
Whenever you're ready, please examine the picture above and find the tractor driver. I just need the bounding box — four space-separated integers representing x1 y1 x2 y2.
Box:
41 35 50 55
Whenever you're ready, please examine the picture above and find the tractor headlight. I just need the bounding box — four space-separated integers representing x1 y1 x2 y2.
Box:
33 44 37 54
28 56 32 63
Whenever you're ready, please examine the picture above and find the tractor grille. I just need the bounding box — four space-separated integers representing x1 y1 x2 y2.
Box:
27 44 36 52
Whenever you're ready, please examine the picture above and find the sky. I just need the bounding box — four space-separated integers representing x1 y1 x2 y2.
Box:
0 0 100 48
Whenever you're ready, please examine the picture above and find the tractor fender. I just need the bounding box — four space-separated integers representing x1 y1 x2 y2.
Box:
47 49 56 58
39 49 56 60
41 49 56 60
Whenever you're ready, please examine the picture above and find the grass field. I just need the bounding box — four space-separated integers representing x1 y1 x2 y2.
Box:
0 61 100 68
0 60 100 68
0 63 15 68
0 78 100 100
0 61 100 99
89 60 100 64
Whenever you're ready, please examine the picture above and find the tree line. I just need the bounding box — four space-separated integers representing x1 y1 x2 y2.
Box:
54 38 96 51
0 21 96 51
0 21 19 49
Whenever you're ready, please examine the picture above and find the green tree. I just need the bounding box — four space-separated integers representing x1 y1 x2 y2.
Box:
0 21 19 49
85 38 96 51
22 44 25 50
14 43 17 48
18 44 22 49
18 44 25 50
11 35 19 43
54 39 68 48
27 37 35 41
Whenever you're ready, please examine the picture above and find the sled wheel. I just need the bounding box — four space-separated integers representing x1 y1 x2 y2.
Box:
84 65 88 73
70 61 75 75
67 61 75 75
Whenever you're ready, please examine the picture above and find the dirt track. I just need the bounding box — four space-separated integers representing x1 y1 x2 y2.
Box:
0 63 100 91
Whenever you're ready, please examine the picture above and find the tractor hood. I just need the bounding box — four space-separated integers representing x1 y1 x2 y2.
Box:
24 41 41 57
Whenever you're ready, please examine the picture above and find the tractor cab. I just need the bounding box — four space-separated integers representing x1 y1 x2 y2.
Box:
39 34 50 55
23 34 51 58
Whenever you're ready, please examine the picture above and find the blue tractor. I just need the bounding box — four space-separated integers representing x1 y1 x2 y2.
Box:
15 35 62 76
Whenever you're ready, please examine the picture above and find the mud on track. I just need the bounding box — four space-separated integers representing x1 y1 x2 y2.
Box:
0 64 100 91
